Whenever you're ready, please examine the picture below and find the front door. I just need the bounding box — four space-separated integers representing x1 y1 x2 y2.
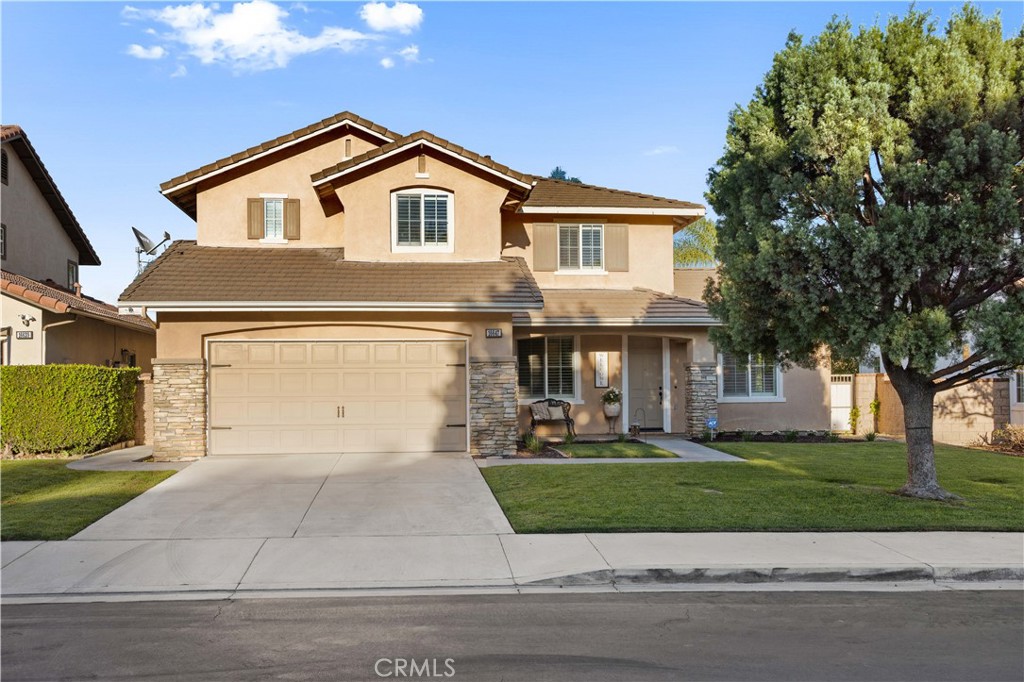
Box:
628 337 664 430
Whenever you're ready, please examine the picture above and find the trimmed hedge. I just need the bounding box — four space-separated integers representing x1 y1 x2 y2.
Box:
1 365 139 454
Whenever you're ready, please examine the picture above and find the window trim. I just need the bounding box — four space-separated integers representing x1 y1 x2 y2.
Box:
516 335 582 404
390 188 455 253
557 223 605 273
716 352 786 403
1012 369 1024 406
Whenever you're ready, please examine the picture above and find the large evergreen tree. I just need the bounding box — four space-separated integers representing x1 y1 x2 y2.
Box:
706 6 1024 499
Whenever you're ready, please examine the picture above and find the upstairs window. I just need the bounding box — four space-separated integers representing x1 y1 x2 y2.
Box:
392 189 453 252
67 260 79 289
719 352 783 401
1 150 8 185
247 196 299 242
558 224 603 271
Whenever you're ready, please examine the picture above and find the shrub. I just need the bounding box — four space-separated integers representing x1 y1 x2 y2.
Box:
785 430 799 442
700 429 713 442
869 398 881 418
1 365 138 454
991 425 1024 454
865 432 877 442
827 431 841 443
563 431 576 446
616 432 629 443
741 430 754 442
524 434 544 454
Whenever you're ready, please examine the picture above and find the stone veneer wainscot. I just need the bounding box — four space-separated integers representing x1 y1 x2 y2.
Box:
685 363 718 436
152 359 206 460
470 358 518 458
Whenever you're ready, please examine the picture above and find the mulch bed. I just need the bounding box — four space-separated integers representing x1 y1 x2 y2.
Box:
698 432 862 444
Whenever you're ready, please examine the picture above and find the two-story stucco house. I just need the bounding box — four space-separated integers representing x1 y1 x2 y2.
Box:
1 125 155 369
118 111 830 459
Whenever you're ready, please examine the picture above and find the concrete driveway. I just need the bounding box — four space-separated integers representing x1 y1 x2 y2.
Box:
73 452 514 540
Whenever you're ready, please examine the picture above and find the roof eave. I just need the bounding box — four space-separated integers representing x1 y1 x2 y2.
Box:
118 300 545 313
513 317 720 327
518 206 705 216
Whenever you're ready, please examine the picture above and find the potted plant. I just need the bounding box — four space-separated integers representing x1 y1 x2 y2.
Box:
601 387 622 418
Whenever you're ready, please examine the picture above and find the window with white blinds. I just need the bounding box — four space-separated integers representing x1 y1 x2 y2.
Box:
264 198 284 239
393 189 453 251
558 224 603 271
516 336 577 400
1016 369 1024 404
719 352 781 399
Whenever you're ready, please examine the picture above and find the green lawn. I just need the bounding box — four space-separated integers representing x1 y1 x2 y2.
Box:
481 442 1024 533
557 442 676 458
1 460 175 540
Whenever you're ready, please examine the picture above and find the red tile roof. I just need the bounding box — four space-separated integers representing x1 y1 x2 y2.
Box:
2 271 155 333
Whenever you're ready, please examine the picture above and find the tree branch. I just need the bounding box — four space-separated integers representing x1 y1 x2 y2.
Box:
930 350 986 380
932 360 1010 393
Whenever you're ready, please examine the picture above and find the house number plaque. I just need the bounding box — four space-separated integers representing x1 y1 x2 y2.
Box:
485 328 502 338
15 331 33 340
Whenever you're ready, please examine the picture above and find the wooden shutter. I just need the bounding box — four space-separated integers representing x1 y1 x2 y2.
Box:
283 198 301 240
605 223 629 272
247 199 264 240
533 223 557 272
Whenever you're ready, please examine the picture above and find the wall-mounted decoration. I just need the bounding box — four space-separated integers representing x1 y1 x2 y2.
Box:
595 351 609 388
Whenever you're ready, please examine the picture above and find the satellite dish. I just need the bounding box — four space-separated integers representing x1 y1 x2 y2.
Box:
131 226 172 274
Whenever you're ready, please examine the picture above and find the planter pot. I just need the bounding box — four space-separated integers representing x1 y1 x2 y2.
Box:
603 403 622 418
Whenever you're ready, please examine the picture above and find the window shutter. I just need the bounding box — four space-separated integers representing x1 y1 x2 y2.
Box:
283 198 301 240
605 224 629 271
533 223 557 272
247 199 264 240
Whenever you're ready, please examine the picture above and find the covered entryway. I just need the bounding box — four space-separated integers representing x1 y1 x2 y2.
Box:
208 340 467 455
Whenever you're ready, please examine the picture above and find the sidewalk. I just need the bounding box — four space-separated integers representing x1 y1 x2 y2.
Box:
3 532 1021 603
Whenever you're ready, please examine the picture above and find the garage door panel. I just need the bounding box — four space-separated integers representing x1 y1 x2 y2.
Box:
209 340 468 455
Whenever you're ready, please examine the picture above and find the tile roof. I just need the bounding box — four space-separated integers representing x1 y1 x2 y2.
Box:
513 288 713 326
1 125 101 266
311 130 535 187
522 177 704 211
119 241 544 309
160 111 402 192
2 271 155 333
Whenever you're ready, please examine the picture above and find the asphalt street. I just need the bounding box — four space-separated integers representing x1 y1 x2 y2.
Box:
2 590 1021 681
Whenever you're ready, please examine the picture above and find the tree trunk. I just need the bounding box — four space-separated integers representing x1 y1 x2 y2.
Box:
884 360 959 500
888 360 958 499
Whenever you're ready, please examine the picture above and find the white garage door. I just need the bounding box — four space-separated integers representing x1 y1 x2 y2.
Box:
208 340 468 455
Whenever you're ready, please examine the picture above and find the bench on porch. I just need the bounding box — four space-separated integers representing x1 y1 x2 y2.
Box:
528 398 576 438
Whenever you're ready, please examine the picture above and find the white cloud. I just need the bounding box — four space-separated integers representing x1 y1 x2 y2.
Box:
380 57 395 69
643 145 680 157
359 2 422 34
122 1 375 72
171 64 188 77
127 44 167 59
398 44 419 62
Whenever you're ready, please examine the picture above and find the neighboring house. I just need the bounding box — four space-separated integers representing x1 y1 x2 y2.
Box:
0 125 155 370
118 111 830 459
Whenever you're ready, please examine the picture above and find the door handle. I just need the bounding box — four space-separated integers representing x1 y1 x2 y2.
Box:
337 405 345 418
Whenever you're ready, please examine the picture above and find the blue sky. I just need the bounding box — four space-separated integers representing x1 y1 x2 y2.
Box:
3 1 1022 304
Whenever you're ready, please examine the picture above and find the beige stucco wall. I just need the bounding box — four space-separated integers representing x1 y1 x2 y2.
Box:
1 293 155 371
155 311 515 360
194 132 380 248
0 146 79 283
502 216 677 294
673 268 716 302
46 315 155 372
717 364 831 431
335 150 510 262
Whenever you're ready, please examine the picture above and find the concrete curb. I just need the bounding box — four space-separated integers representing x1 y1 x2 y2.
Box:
521 564 1024 587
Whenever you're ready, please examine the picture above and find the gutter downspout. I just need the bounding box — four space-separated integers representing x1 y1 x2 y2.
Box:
41 315 78 364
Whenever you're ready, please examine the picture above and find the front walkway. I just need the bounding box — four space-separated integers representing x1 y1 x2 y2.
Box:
478 436 744 466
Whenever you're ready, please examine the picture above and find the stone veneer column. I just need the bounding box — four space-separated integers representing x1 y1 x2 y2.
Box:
470 358 518 457
685 363 718 435
152 359 206 460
